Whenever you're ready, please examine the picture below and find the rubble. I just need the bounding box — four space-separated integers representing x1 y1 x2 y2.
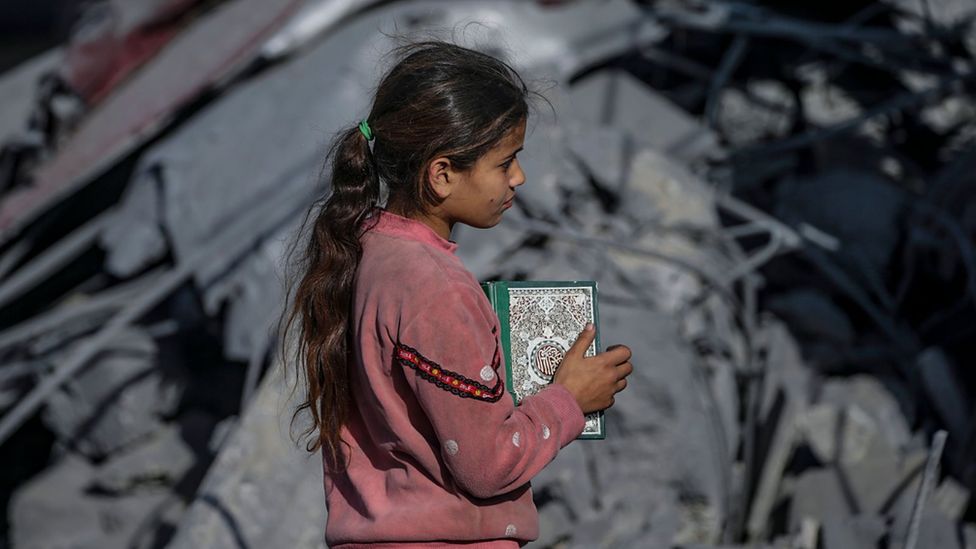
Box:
1 0 975 548
40 326 182 458
91 424 195 495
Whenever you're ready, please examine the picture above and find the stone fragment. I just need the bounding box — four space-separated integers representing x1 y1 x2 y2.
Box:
933 477 970 522
40 326 182 458
9 452 173 549
568 68 719 164
714 80 796 147
92 424 195 495
799 403 877 466
819 374 912 452
565 124 630 191
789 469 887 549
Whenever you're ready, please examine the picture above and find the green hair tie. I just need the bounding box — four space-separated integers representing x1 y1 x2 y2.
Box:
358 119 374 141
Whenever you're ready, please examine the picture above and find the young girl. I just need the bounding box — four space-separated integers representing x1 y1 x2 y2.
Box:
281 41 634 548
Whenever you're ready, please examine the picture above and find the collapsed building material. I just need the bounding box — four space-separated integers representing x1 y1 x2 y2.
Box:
60 0 210 106
9 452 176 549
0 150 319 446
568 68 720 165
2 1 976 547
0 208 112 310
165 357 327 549
40 326 180 458
91 423 196 495
0 0 307 244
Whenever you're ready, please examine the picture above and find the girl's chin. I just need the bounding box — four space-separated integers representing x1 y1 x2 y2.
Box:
463 216 503 230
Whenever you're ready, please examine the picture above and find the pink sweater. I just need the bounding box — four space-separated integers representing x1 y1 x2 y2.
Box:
324 208 586 548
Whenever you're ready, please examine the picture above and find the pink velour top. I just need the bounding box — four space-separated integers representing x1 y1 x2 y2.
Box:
323 208 586 548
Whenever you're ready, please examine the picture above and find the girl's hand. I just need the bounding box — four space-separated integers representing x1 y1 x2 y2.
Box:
551 324 633 414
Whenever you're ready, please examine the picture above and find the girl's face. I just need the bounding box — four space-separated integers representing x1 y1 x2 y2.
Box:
441 118 526 229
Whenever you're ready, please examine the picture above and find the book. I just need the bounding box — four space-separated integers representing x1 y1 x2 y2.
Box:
480 280 605 439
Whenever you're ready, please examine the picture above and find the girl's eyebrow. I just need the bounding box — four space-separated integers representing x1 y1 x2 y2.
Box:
503 146 523 159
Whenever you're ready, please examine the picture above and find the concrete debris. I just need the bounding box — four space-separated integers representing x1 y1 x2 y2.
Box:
799 403 879 466
0 0 307 244
819 375 913 452
565 124 631 192
101 169 168 277
933 477 971 522
841 445 927 516
40 326 182 458
0 48 63 145
91 424 196 495
166 358 327 549
569 67 720 165
1 1 975 548
714 80 796 147
789 469 885 549
0 48 64 195
9 452 175 549
797 66 863 127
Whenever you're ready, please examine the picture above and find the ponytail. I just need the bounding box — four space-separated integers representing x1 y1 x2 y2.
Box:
281 122 379 469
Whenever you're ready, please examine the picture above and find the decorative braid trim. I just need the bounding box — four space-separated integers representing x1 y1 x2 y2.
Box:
393 341 504 402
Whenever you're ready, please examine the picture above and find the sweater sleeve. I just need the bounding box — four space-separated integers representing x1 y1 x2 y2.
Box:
394 280 585 499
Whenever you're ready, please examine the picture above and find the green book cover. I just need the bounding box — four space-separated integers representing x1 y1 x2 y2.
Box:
480 280 605 440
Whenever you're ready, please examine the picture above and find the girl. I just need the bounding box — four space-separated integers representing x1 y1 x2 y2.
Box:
281 41 634 548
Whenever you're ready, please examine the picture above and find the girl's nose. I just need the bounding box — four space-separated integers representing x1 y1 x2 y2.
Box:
511 159 526 187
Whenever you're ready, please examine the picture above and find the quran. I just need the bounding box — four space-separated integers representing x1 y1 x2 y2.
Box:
480 280 605 439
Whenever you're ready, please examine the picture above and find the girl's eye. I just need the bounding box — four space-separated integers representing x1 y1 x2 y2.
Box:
501 158 515 170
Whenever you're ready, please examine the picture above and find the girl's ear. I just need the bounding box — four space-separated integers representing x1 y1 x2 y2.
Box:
425 156 457 200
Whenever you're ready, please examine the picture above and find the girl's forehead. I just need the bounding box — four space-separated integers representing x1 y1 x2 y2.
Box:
495 121 527 150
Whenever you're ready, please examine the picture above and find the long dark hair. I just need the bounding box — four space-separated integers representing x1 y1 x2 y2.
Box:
277 41 538 468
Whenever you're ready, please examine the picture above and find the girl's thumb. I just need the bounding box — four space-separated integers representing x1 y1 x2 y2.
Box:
568 323 596 356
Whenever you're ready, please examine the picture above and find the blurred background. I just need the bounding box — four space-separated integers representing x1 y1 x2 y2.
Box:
0 0 974 547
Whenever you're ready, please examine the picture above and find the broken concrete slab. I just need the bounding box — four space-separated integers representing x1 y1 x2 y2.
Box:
91 423 195 495
799 403 878 466
789 468 888 549
0 47 63 145
933 477 970 522
714 80 796 147
9 453 102 549
608 148 731 314
9 451 174 549
757 317 812 430
40 326 183 458
819 374 913 452
842 444 928 515
568 68 720 164
205 230 290 362
166 358 327 549
100 168 168 278
565 123 631 192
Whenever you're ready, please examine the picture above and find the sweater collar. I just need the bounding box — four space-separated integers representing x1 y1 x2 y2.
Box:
369 208 459 255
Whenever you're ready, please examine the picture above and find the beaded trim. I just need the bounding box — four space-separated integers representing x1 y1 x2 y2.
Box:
393 341 504 402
